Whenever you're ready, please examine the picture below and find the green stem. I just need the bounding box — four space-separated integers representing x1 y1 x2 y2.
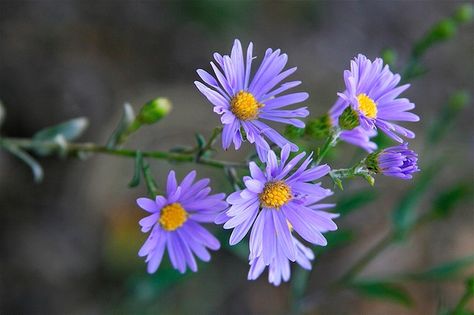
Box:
202 126 222 153
315 129 340 165
0 137 247 169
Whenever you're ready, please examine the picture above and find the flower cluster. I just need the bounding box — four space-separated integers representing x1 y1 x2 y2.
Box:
136 40 420 286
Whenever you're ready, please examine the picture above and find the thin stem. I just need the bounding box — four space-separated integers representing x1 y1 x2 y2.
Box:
200 126 222 154
0 137 247 169
315 129 340 165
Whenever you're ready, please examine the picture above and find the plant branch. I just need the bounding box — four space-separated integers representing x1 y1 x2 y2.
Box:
315 128 340 165
0 137 247 169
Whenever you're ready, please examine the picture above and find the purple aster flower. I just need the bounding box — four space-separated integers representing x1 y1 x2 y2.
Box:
337 54 419 142
366 143 420 179
329 97 378 152
218 144 338 266
194 39 309 160
137 170 227 274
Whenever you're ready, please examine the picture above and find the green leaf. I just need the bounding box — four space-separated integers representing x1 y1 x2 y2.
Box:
106 103 135 149
142 163 159 197
407 255 474 281
432 182 473 219
1 141 44 182
351 281 414 307
128 151 143 188
33 117 89 141
195 133 206 150
392 161 441 239
336 190 378 215
31 117 88 156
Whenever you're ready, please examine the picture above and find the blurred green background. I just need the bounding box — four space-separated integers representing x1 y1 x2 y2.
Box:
0 1 473 314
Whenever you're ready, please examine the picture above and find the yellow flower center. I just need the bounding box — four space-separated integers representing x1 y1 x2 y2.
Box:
259 181 292 209
357 93 378 119
230 91 263 121
159 203 188 231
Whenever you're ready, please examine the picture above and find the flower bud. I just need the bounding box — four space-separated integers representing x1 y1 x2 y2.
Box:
137 98 172 125
432 19 457 40
365 143 419 180
381 49 397 67
338 106 360 130
454 3 474 24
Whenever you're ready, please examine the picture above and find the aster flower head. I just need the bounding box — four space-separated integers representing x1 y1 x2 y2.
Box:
137 170 227 274
218 144 338 268
195 39 309 160
366 143 420 179
338 54 419 142
329 97 378 152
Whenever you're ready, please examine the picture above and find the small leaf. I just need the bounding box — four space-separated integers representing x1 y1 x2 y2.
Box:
351 281 414 307
128 151 143 188
142 163 159 197
362 173 375 186
432 182 473 219
106 103 135 149
33 117 89 142
195 133 206 150
329 172 344 190
407 255 474 281
2 141 44 182
336 190 378 215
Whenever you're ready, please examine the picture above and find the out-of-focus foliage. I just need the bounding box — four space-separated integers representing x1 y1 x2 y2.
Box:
351 281 413 307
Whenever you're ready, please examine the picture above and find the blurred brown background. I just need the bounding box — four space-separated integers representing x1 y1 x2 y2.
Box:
0 1 473 314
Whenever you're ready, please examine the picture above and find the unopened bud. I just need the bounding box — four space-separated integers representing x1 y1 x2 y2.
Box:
454 3 474 24
137 98 172 125
381 49 397 67
448 90 470 111
432 19 457 40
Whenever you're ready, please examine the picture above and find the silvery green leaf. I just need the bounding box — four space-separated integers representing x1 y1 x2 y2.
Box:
106 103 135 149
33 117 89 142
1 141 43 182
